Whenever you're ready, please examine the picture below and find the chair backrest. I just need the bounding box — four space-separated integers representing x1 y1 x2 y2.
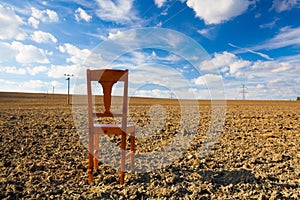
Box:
86 69 129 130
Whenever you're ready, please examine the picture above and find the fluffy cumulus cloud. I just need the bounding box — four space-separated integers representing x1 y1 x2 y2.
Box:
199 51 300 99
0 41 50 64
250 60 297 73
108 30 133 40
186 0 251 24
193 74 223 87
95 0 139 24
202 51 298 79
199 51 251 76
75 7 92 22
31 30 57 43
31 7 59 22
28 7 58 28
11 41 50 64
0 4 25 40
58 43 91 65
28 17 40 29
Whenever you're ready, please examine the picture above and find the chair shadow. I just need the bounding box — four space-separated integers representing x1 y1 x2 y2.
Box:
198 168 259 186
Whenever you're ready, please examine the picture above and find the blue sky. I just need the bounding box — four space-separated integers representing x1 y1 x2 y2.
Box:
0 0 299 100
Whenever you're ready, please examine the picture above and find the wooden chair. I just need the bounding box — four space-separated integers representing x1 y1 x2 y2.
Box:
86 69 135 185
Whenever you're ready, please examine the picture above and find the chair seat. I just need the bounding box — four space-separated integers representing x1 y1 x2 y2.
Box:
94 124 135 135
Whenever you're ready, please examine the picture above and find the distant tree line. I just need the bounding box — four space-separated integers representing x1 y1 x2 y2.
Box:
297 97 300 101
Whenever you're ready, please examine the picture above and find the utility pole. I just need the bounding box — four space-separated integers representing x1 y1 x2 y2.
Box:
51 85 54 101
64 74 74 105
240 84 247 100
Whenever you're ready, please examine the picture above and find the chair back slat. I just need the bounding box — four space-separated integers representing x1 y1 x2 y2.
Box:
88 69 128 82
87 69 129 128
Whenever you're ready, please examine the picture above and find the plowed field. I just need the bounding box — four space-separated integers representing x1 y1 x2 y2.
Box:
0 92 299 199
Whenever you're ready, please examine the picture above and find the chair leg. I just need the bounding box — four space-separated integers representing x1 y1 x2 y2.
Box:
130 132 135 171
88 129 94 184
120 133 126 185
88 152 93 184
94 133 99 170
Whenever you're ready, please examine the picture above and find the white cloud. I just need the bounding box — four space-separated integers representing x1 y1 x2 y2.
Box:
218 53 300 100
132 89 171 98
130 64 180 84
0 4 25 40
256 83 266 89
229 59 251 74
75 7 92 22
193 74 223 87
199 51 244 72
22 80 48 89
271 62 294 73
0 42 17 62
108 49 182 70
95 0 139 24
270 0 300 13
0 66 26 75
0 79 44 93
128 64 201 99
107 30 123 40
231 26 300 57
107 30 137 42
45 9 59 22
186 0 251 24
0 78 65 93
11 41 50 64
277 53 300 65
259 18 279 29
31 7 59 22
250 60 296 74
155 0 167 8
31 30 57 43
197 27 216 40
58 43 91 65
126 63 210 99
256 26 300 50
26 66 48 75
47 64 79 78
206 51 298 82
219 51 251 74
28 17 40 29
28 7 58 29
156 21 163 27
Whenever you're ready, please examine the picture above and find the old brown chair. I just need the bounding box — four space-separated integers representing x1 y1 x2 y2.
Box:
86 69 135 185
